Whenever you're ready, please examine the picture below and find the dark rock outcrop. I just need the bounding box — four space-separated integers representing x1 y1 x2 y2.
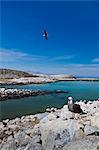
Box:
0 88 69 101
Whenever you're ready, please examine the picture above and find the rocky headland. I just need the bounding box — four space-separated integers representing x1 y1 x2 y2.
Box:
0 100 99 150
0 88 68 101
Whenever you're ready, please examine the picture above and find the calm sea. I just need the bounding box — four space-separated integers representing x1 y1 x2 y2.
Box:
0 81 99 120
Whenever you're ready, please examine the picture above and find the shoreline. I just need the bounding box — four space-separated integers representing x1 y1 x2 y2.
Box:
0 77 99 86
0 100 99 149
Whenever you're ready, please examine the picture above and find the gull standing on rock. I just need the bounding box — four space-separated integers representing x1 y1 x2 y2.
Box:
67 96 83 113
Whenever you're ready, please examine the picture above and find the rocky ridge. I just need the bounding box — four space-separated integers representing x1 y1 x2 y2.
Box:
0 88 68 101
0 100 99 150
0 69 37 79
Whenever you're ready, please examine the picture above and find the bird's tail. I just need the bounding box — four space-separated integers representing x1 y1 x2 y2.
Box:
80 111 87 115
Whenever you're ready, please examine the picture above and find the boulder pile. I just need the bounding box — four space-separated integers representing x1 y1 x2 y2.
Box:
0 100 99 150
0 88 68 101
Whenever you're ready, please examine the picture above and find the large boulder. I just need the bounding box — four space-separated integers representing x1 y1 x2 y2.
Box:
41 127 70 150
40 119 84 150
14 131 30 147
63 136 99 150
1 139 17 150
91 116 99 128
84 125 98 135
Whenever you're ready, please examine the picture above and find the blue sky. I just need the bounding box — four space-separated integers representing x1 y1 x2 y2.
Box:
1 1 99 76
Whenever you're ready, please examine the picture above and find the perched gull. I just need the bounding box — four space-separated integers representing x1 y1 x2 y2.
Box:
67 96 83 113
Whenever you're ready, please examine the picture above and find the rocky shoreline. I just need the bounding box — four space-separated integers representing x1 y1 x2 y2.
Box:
0 100 99 150
0 88 68 101
0 76 99 85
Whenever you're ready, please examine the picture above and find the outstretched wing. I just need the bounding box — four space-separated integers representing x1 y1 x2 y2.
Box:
45 32 48 40
43 30 48 40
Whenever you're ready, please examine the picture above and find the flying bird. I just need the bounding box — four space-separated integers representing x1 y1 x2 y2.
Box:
67 96 83 113
43 30 48 40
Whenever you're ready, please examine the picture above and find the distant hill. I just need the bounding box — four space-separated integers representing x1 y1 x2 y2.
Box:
0 69 39 79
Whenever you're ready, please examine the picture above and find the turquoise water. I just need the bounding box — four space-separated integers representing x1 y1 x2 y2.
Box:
0 81 99 120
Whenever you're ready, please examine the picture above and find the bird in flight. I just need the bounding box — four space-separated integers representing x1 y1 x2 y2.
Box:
43 30 48 40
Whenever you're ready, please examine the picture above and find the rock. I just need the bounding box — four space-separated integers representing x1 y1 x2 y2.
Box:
60 109 75 120
82 120 91 126
31 124 41 136
31 120 39 128
42 128 70 150
94 111 99 117
7 135 13 142
35 113 48 121
0 123 4 129
0 100 99 150
5 130 14 136
51 107 57 112
53 110 61 118
48 113 57 121
0 130 5 140
0 139 2 144
75 114 81 120
21 116 25 119
28 115 34 120
16 147 26 150
0 143 2 150
63 136 99 150
3 119 9 124
90 108 97 115
9 119 16 124
91 116 99 128
24 142 44 150
0 87 68 101
1 139 17 150
73 128 84 140
40 119 84 149
24 118 30 122
8 124 20 131
39 116 49 124
31 135 41 143
84 125 98 135
14 131 30 147
0 88 5 92
14 117 21 123
97 142 99 150
25 129 34 136
62 105 68 111
46 108 51 113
